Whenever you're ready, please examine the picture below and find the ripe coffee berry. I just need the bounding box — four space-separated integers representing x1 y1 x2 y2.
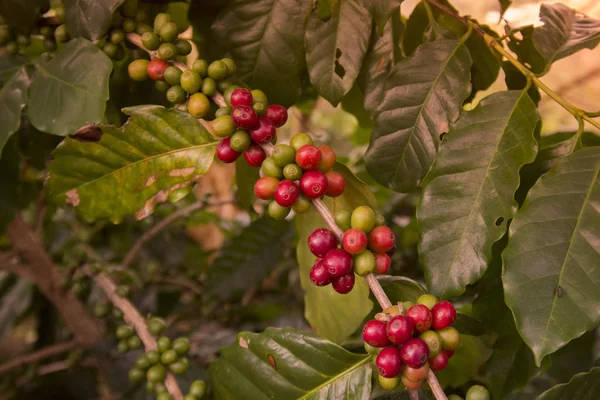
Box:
230 88 253 107
318 145 336 171
400 338 429 368
342 228 368 255
309 261 332 286
295 145 322 171
308 228 338 258
232 105 259 130
368 226 395 253
249 116 276 143
374 253 391 274
428 350 449 371
254 177 279 200
331 272 355 294
402 363 430 383
376 346 403 378
243 143 266 167
325 171 346 197
431 300 457 330
216 137 240 163
274 180 299 207
406 304 433 333
324 248 352 277
299 171 328 198
362 320 390 348
386 315 414 345
147 59 169 81
264 104 288 127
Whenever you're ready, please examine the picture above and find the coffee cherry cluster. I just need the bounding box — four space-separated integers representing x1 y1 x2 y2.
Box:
0 3 60 54
363 294 460 390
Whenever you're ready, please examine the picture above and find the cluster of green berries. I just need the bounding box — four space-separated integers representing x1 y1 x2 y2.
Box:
307 206 393 294
60 269 92 298
363 295 460 390
0 3 61 54
93 284 131 320
449 385 490 400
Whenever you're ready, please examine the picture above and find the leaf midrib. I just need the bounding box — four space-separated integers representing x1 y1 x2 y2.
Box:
297 355 371 399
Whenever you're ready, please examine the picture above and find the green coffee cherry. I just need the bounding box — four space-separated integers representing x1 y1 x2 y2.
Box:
207 60 228 81
269 201 290 220
127 335 142 350
159 21 178 42
147 364 166 383
364 342 382 355
103 42 124 60
147 317 166 336
157 336 171 352
290 133 313 151
135 9 149 23
154 382 167 393
129 368 145 382
283 163 303 181
230 130 251 152
112 307 124 319
128 59 149 81
378 375 399 390
201 77 216 96
272 144 296 167
375 213 385 226
174 39 192 56
146 350 160 365
169 357 189 374
154 13 172 34
183 395 196 400
448 395 464 400
351 206 376 233
158 42 177 60
251 89 268 105
110 29 124 44
221 57 237 76
122 18 137 33
403 301 414 312
189 380 207 398
116 285 130 297
180 70 202 94
416 294 438 310
253 101 266 115
155 80 170 93
121 0 138 18
166 85 186 104
353 251 375 276
220 81 235 97
94 302 111 318
292 195 311 214
172 337 190 355
187 93 210 118
334 210 352 231
419 330 442 357
192 59 208 77
116 325 134 339
211 115 236 138
135 354 151 370
136 23 152 35
465 385 490 400
157 392 173 400
160 349 178 365
262 157 283 178
141 31 160 50
117 340 129 353
164 66 182 86
54 24 70 43
215 106 231 118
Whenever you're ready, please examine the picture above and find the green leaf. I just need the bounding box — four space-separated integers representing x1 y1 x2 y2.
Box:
305 0 372 106
209 327 372 400
212 0 310 107
47 106 216 223
0 54 27 83
435 333 495 388
296 164 374 344
365 38 472 192
0 274 33 339
418 90 539 298
64 0 124 41
0 67 30 153
205 216 293 301
235 157 260 210
0 0 45 31
28 39 112 136
533 3 600 74
503 147 600 366
537 367 600 400
377 275 425 303
370 0 402 37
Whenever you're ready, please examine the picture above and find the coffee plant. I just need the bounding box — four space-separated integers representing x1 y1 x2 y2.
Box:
0 0 599 399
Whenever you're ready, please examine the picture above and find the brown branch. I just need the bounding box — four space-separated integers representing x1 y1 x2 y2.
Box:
410 390 420 400
0 340 79 375
153 275 202 295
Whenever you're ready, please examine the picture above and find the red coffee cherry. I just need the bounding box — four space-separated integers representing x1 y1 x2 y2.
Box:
254 176 279 200
402 363 430 383
342 228 368 255
374 253 391 274
264 104 288 127
243 143 266 167
230 88 253 107
428 350 449 371
295 145 322 171
231 105 259 130
406 304 433 333
308 228 339 258
274 180 299 207
431 301 457 330
401 375 425 390
323 248 352 277
386 315 414 345
362 320 390 348
216 137 240 163
309 260 332 286
399 338 430 368
331 272 355 294
368 226 396 253
299 170 328 199
376 346 403 378
147 59 169 81
325 171 346 197
318 145 336 171
248 116 276 143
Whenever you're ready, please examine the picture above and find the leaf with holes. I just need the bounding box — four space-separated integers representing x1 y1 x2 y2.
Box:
365 38 472 192
27 39 112 136
212 0 310 107
503 147 600 366
47 106 216 224
305 0 372 106
64 0 124 41
537 367 600 400
209 327 372 400
205 216 293 301
0 67 30 153
418 90 538 299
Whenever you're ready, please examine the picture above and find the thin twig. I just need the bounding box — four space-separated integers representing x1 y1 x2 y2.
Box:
410 390 420 400
0 340 79 375
153 275 202 295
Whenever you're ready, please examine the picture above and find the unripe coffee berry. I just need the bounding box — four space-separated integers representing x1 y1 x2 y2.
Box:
254 177 279 200
342 228 368 255
160 349 178 365
192 59 208 77
187 93 210 118
231 105 259 130
378 375 400 390
172 337 190 355
129 368 145 382
416 294 439 310
299 170 328 199
207 60 228 80
386 315 414 345
216 137 240 163
272 144 296 167
406 304 433 333
147 364 166 383
128 59 149 81
334 210 352 231
295 145 322 171
174 38 192 55
268 201 290 220
351 206 376 233
264 104 288 127
290 133 314 151
324 248 352 277
212 115 237 138
428 350 449 371
159 21 178 42
180 70 202 94
216 107 231 118
230 130 251 152
283 163 303 181
154 12 172 33
374 253 391 274
230 88 253 107
400 338 429 368
142 31 160 50
318 145 336 171
362 320 390 347
431 301 457 330
163 66 182 86
201 77 216 96
243 143 266 167
166 85 186 104
310 261 332 286
331 272 355 294
292 195 311 214
262 157 283 178
419 330 442 357
325 171 346 197
376 346 403 378
147 59 169 81
148 317 166 336
274 180 299 207
158 43 177 60
437 326 461 350
466 385 490 400
249 116 276 143
308 228 338 258
368 226 395 253
189 381 207 398
222 57 237 76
